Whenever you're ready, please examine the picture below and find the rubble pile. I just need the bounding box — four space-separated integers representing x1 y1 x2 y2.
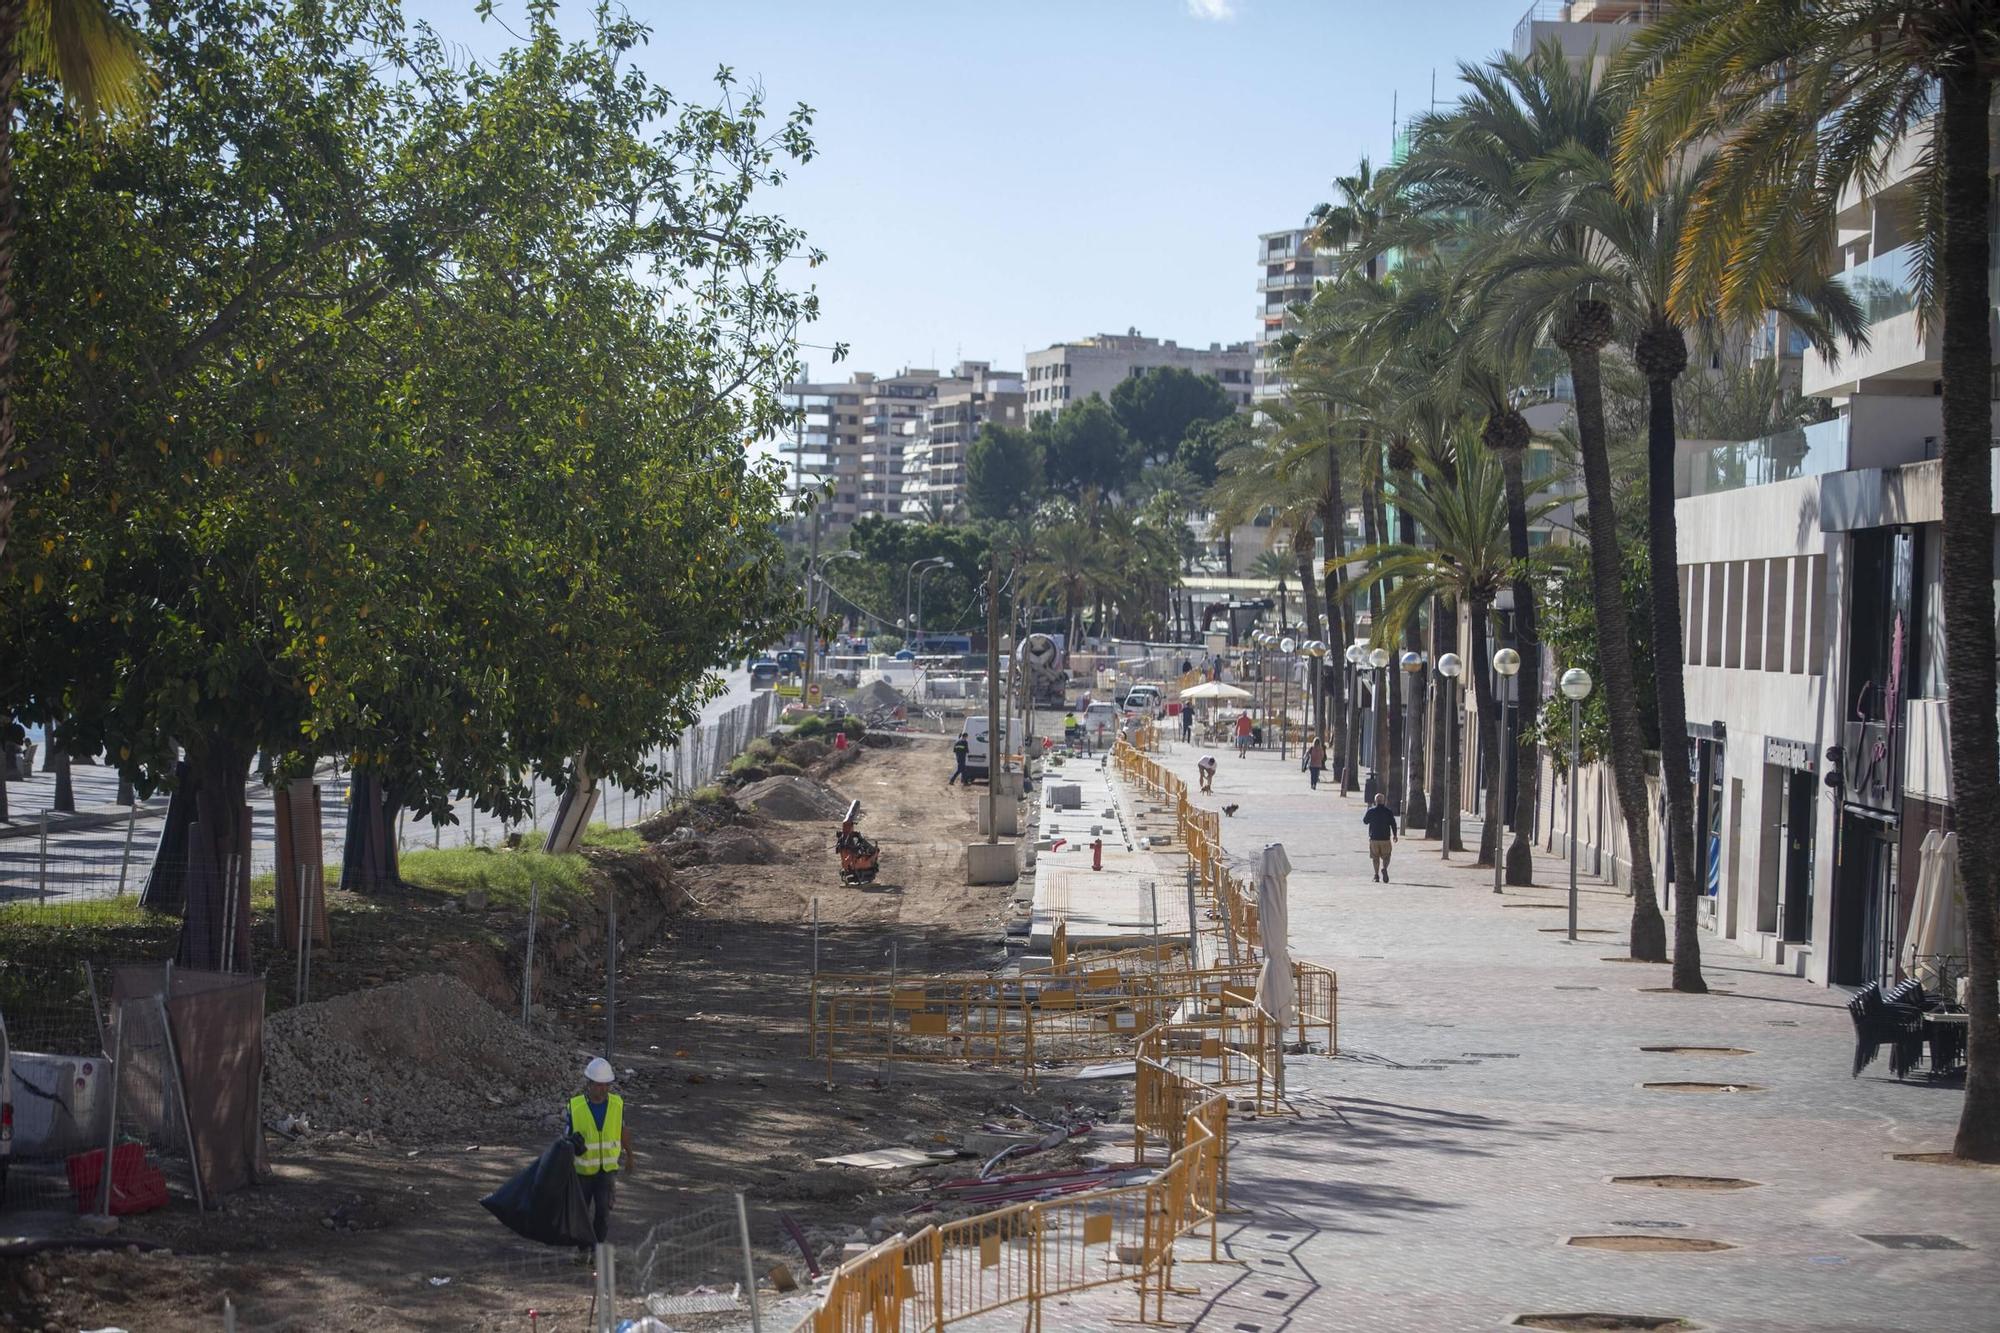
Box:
263 974 581 1140
854 679 904 715
734 774 852 821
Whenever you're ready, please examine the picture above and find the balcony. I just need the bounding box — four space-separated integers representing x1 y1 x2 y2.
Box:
1677 417 1850 498
1258 272 1317 294
1839 242 1921 325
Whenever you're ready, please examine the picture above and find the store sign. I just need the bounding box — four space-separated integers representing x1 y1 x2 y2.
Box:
1765 736 1814 771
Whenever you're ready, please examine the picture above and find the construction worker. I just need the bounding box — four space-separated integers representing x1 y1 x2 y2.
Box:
568 1057 629 1246
949 729 970 785
1063 711 1080 745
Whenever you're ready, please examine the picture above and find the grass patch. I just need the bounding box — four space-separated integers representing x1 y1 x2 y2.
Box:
397 845 596 915
582 822 643 853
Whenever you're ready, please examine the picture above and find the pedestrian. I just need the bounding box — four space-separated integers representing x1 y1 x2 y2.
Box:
1197 754 1217 794
1063 710 1080 745
567 1057 629 1248
1179 705 1194 741
1233 710 1253 758
1307 735 1326 790
1180 656 1193 678
949 730 970 785
1362 793 1399 882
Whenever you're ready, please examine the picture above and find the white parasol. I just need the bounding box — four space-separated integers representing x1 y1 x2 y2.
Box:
1180 680 1253 702
1254 842 1295 1084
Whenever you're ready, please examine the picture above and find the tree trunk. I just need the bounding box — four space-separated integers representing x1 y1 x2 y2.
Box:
0 0 22 568
174 739 255 973
1500 453 1542 886
341 772 404 893
1642 327 1706 993
1396 499 1430 829
1562 312 1668 961
1293 531 1322 644
1939 62 2000 1163
51 746 73 813
1425 594 1455 842
1469 592 1501 867
1322 441 1352 789
1222 526 1233 578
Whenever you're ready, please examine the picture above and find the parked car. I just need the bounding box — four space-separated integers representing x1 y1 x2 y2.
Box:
775 648 806 676
1122 685 1161 716
964 716 1024 782
1080 701 1121 746
748 658 780 690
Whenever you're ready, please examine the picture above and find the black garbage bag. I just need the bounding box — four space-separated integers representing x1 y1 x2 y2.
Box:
481 1137 596 1246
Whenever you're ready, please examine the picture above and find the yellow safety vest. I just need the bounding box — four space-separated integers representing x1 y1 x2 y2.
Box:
569 1094 624 1176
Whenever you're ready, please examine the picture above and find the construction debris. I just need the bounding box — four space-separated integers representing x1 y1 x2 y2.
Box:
734 774 853 821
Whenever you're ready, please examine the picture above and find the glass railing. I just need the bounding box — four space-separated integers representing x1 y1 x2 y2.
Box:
1682 417 1850 497
1838 243 1920 325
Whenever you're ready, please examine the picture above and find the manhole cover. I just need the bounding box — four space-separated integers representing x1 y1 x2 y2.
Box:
1640 1045 1753 1056
1610 1175 1760 1191
1641 1081 1765 1093
1567 1234 1735 1253
1541 927 1616 934
1511 1316 1697 1331
1858 1233 1971 1251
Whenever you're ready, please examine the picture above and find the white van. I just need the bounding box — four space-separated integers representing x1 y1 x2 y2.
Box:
964 715 1024 780
1080 701 1121 748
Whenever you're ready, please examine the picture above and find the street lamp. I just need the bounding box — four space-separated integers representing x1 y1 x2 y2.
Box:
1437 652 1463 860
804 548 862 706
1279 635 1297 761
1401 650 1425 822
1559 667 1594 941
1305 640 1328 746
905 556 949 644
910 556 950 653
1491 646 1521 894
1366 647 1390 801
1343 642 1366 793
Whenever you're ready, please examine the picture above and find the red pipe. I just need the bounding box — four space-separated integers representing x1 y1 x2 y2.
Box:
1092 838 1103 871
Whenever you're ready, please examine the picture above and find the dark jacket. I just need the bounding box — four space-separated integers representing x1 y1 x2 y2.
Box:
1361 806 1399 840
952 736 970 757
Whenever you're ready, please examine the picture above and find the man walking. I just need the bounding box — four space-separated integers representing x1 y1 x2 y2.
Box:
1362 794 1399 882
568 1057 629 1247
949 730 970 785
1233 710 1253 757
1179 705 1194 742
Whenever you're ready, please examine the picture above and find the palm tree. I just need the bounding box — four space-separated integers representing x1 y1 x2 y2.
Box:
1346 433 1560 870
1390 43 1669 960
1023 521 1112 657
1613 1 2000 1158
0 0 147 564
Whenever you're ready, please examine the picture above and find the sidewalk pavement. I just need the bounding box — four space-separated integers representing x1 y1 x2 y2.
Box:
997 738 2000 1332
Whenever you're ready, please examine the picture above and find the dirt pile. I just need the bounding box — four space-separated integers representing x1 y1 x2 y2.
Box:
855 679 905 714
734 774 851 821
263 974 583 1141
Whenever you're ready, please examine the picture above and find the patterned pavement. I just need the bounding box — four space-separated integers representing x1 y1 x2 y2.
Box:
995 739 2000 1333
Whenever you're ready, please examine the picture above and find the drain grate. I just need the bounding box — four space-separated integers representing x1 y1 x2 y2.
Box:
1610 1175 1759 1191
1765 1020 1799 1027
1640 1045 1753 1056
1568 1235 1735 1253
1641 1081 1766 1093
1262 1289 1289 1299
1859 1234 1971 1251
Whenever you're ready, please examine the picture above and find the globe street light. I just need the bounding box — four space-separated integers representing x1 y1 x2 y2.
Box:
1559 667 1594 941
1279 635 1297 761
1344 641 1367 794
1401 650 1426 826
1491 647 1522 894
1437 652 1463 860
1305 640 1329 751
1365 647 1391 799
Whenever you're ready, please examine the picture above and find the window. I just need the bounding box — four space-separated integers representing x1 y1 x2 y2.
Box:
1764 557 1787 671
1705 564 1725 666
1743 560 1765 669
1683 565 1701 665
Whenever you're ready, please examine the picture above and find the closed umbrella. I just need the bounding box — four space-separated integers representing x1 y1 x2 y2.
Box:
1903 830 1942 973
1905 831 1967 995
1254 842 1294 1096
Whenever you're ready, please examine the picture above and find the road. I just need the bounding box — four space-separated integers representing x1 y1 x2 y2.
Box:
0 670 759 903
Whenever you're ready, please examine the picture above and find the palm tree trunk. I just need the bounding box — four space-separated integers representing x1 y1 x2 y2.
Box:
1939 61 2000 1163
1500 453 1542 886
1425 593 1455 842
1359 473 1385 794
1469 592 1500 867
1294 532 1322 645
1642 326 1706 993
1561 309 1667 961
1399 504 1429 828
1322 442 1352 789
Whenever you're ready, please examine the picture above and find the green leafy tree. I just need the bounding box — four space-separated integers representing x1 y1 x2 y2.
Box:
965 423 1045 521
1109 366 1235 466
1040 395 1139 503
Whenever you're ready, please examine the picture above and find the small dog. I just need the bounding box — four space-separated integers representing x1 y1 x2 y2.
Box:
1222 804 1239 818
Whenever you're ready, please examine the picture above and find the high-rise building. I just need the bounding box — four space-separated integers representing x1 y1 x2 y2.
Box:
1511 0 1664 67
1024 332 1254 426
902 361 1025 521
1254 228 1335 407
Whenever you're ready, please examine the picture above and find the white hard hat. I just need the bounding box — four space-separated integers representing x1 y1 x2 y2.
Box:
584 1057 615 1084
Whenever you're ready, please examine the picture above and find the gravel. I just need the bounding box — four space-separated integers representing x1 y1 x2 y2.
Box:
263 974 585 1142
733 775 851 821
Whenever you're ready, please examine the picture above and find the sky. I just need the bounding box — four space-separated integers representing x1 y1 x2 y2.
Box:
402 0 1529 381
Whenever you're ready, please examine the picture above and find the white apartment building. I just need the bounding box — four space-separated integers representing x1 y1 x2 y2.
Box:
900 362 1024 521
1254 229 1335 406
1024 332 1254 425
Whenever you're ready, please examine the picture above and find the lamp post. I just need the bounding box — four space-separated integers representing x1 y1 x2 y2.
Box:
804 548 862 707
1279 635 1297 761
1255 632 1275 749
1437 652 1463 860
1401 650 1425 820
1305 640 1328 751
1491 647 1521 894
911 556 950 654
1343 643 1365 792
1367 647 1390 800
906 556 949 646
1559 667 1593 941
